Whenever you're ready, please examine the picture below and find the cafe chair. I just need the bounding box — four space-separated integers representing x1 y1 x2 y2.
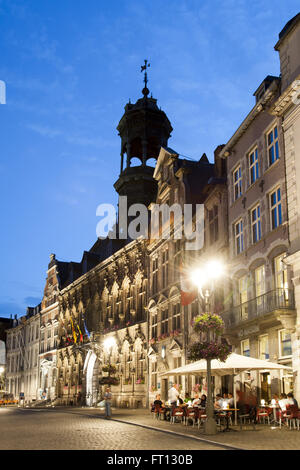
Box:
170 407 185 424
185 408 197 427
151 404 160 419
282 405 299 429
257 407 271 425
238 405 256 430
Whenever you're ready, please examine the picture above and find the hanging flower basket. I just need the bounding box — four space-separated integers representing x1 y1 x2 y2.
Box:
192 313 224 335
99 376 120 386
188 339 231 362
188 313 231 362
102 364 117 375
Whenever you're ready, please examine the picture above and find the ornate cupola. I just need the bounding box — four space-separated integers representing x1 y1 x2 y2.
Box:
114 60 173 209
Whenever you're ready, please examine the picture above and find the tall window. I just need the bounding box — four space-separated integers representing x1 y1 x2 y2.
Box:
233 166 242 200
172 303 181 331
249 147 259 185
162 248 169 288
239 275 248 320
251 204 262 243
267 125 279 165
234 219 244 254
209 205 219 244
279 330 292 357
274 253 288 302
270 187 282 230
161 309 169 335
151 311 158 340
259 335 269 360
241 339 250 357
152 257 158 294
255 265 265 306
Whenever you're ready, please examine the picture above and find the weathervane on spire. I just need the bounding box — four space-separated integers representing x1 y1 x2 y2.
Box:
141 59 150 96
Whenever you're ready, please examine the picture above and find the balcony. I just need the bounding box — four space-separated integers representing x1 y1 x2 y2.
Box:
222 288 295 329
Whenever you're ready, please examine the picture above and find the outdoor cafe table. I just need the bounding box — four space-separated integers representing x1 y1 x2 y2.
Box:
260 404 280 426
217 409 239 432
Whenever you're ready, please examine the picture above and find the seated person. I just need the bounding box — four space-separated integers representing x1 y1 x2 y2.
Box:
278 393 289 412
287 392 298 408
214 394 223 410
192 394 201 406
153 394 163 408
228 393 234 407
222 392 229 405
178 397 184 406
200 394 207 408
183 393 191 404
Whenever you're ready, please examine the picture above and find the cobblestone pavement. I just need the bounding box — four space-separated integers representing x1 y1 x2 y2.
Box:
108 408 300 450
2 406 300 450
0 407 223 451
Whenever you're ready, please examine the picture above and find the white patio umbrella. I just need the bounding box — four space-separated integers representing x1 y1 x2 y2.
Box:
160 353 292 424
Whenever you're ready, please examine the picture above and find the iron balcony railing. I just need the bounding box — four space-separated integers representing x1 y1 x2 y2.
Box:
222 288 295 328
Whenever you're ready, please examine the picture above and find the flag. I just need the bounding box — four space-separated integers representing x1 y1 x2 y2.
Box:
82 312 91 339
180 263 198 306
77 316 83 343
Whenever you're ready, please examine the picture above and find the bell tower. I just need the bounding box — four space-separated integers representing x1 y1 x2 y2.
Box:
114 60 173 209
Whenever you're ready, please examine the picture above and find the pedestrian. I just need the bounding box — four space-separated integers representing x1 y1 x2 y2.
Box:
104 387 112 419
168 383 179 409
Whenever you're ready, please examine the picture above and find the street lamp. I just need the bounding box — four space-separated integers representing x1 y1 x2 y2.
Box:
190 259 225 435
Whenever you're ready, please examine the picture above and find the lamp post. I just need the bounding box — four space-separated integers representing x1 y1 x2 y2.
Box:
190 260 225 435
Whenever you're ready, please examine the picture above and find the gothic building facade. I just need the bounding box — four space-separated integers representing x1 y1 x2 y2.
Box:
4 13 300 407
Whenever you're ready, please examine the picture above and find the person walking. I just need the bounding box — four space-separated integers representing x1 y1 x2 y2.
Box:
104 387 112 419
168 383 179 409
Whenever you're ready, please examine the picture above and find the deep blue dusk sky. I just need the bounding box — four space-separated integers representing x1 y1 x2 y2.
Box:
0 0 299 318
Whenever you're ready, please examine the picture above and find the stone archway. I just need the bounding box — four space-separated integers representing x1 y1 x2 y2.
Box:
83 350 100 407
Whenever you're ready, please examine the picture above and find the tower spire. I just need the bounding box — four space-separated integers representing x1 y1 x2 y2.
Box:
141 59 150 97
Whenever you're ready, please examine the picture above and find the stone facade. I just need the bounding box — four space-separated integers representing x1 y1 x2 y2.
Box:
4 13 300 407
6 306 40 403
271 13 300 400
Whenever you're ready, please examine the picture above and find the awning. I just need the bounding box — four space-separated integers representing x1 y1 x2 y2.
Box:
159 353 292 377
